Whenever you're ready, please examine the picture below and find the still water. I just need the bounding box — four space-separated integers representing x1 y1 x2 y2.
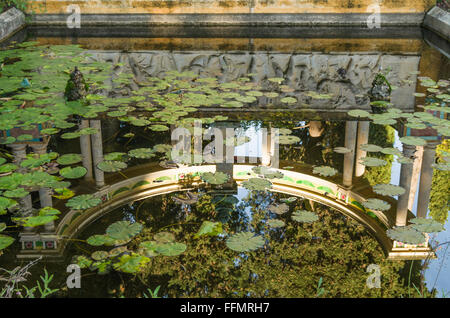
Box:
0 26 448 298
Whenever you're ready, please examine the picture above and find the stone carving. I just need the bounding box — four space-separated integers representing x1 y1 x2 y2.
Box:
86 51 420 111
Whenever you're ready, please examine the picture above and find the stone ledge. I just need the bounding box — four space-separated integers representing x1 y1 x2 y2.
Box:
423 6 450 41
31 13 426 26
0 7 26 42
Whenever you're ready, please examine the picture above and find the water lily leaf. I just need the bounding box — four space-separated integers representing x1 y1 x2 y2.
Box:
252 166 284 179
113 254 150 273
386 226 426 245
150 124 169 132
409 218 445 233
397 156 414 164
268 203 289 215
91 250 109 261
0 163 18 173
97 160 127 172
399 136 426 146
109 246 128 257
201 172 230 185
291 210 319 223
360 144 383 152
59 166 87 179
226 232 265 252
56 154 83 165
281 196 297 203
267 219 285 228
242 178 272 191
0 223 5 232
381 147 402 156
373 184 405 196
128 148 155 159
268 77 285 84
362 198 391 211
106 221 143 240
3 187 29 198
281 97 297 104
72 255 93 268
0 197 18 213
86 234 115 246
104 152 127 161
0 235 14 250
66 194 102 210
61 132 81 139
194 221 223 239
13 215 58 227
312 166 338 177
39 207 60 216
359 157 387 167
52 187 75 200
154 242 187 256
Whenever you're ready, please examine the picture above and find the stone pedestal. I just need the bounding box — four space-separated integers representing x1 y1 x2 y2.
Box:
354 121 370 177
90 120 105 188
80 119 94 181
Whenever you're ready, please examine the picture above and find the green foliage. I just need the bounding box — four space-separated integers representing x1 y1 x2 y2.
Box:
226 232 265 252
429 140 450 224
365 124 395 186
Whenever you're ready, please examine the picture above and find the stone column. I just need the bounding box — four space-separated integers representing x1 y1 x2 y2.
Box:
416 141 438 218
8 143 27 163
395 144 416 226
90 120 105 188
343 121 358 187
261 127 271 166
354 121 370 177
270 127 279 169
19 195 34 233
80 119 94 181
408 146 424 211
30 143 55 231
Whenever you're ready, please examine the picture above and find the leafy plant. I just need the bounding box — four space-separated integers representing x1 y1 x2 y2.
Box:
226 232 265 252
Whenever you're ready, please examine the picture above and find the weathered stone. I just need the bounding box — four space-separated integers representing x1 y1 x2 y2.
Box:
0 8 25 42
423 6 450 41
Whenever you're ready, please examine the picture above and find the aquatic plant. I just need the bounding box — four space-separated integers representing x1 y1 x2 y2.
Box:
226 232 265 252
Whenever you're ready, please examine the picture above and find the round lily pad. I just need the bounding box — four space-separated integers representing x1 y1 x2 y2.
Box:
106 221 143 241
373 184 405 196
312 166 338 177
409 218 445 233
59 166 87 179
201 172 230 185
226 232 265 252
128 148 155 159
291 210 319 223
386 226 426 245
268 203 289 215
66 194 102 210
97 160 127 172
267 219 285 228
56 154 83 165
399 136 426 146
362 198 391 211
242 178 272 191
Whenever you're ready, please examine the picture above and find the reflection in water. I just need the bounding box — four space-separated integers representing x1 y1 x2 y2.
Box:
0 29 448 298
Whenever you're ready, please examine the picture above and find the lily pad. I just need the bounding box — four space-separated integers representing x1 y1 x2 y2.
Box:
312 166 338 177
359 157 387 167
278 135 300 145
409 218 445 233
106 221 143 240
154 242 187 256
201 172 230 185
242 178 272 191
56 154 83 165
0 235 14 251
399 136 426 146
291 210 319 223
113 254 150 273
66 194 102 210
373 184 405 196
194 221 223 239
97 160 127 172
267 219 285 228
252 166 284 179
268 203 289 215
333 147 352 154
128 148 155 159
59 166 87 179
91 250 109 261
386 226 426 245
362 198 391 211
86 234 115 246
226 232 265 252
360 144 383 152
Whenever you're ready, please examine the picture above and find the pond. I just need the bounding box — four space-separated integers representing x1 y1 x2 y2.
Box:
0 26 448 298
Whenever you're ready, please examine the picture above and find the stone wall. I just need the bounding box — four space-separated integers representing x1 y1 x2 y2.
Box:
0 8 26 42
84 50 420 111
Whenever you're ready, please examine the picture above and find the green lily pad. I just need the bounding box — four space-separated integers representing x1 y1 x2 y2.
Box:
359 157 387 167
373 184 405 196
128 148 155 159
409 218 445 233
333 147 352 154
86 234 115 246
242 178 272 191
252 166 284 179
267 219 285 228
278 135 300 145
194 221 223 239
73 255 93 268
97 160 127 172
0 163 18 174
386 226 426 245
226 232 265 252
201 172 230 185
66 194 102 210
113 254 150 273
56 154 83 165
291 210 319 223
362 198 391 211
348 109 370 118
312 166 338 177
154 242 187 256
360 144 383 152
0 235 14 251
399 136 426 146
91 250 109 261
59 166 87 179
13 215 58 227
268 203 289 215
104 152 127 161
106 221 143 240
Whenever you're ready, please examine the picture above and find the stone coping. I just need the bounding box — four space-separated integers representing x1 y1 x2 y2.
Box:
423 6 450 41
0 7 26 42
